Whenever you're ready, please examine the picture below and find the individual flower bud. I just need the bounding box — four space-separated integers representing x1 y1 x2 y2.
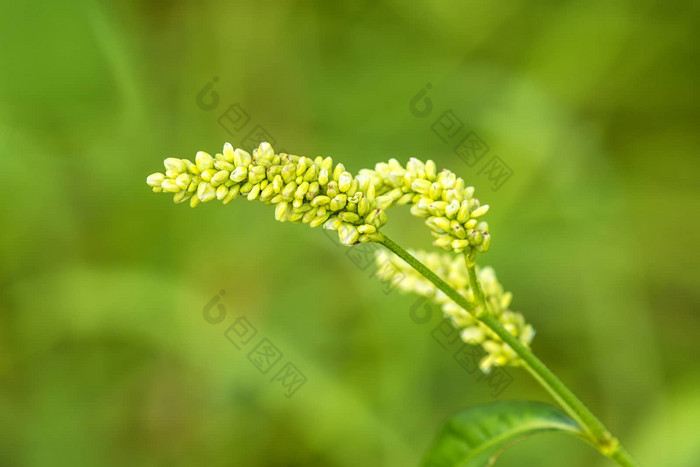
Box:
161 179 181 193
249 166 266 184
214 160 235 172
425 160 437 180
230 166 248 183
433 235 453 249
358 224 376 234
289 210 304 222
364 209 378 225
198 182 216 202
282 182 297 198
339 212 360 223
272 175 284 193
445 200 460 219
338 223 359 245
196 151 214 171
411 179 431 194
216 185 229 200
173 191 191 204
375 195 394 210
470 205 489 218
223 142 235 162
164 158 187 173
303 164 318 182
239 181 254 194
338 172 353 192
318 168 330 186
255 142 275 166
295 181 310 199
375 210 387 227
306 181 320 200
457 201 470 223
260 184 275 202
451 239 469 251
311 195 331 207
321 156 333 170
333 163 345 182
429 201 448 216
468 229 483 245
358 196 370 217
479 233 491 251
200 168 216 182
310 212 331 228
410 203 428 217
302 208 318 223
330 194 347 211
403 171 417 189
146 173 165 187
324 217 342 231
233 148 251 167
294 156 309 176
281 164 295 183
438 170 456 189
176 174 191 190
452 222 467 239
396 193 412 205
435 217 452 231
247 184 261 201
275 202 290 221
211 170 230 186
428 182 442 201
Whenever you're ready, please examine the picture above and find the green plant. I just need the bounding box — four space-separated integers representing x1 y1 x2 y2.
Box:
146 142 638 466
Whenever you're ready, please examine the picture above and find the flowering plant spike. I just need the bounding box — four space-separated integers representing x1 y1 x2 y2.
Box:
146 141 638 467
146 142 489 252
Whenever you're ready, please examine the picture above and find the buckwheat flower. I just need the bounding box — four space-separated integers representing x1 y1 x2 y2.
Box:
375 249 535 373
360 158 491 254
146 142 386 245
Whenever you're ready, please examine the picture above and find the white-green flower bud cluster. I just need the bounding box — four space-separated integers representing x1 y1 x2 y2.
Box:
146 142 386 245
360 158 491 254
375 249 534 373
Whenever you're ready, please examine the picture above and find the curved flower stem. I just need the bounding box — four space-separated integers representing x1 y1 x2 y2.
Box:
377 233 638 467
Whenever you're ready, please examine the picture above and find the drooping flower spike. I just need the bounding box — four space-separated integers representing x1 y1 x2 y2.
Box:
147 142 386 245
147 142 490 254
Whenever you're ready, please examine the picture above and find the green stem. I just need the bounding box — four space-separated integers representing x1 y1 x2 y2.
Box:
377 233 638 467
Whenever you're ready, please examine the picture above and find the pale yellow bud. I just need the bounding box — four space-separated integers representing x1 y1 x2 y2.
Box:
196 151 214 171
146 173 165 187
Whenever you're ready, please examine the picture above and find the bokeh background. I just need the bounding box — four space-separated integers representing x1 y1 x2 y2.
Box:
1 1 698 466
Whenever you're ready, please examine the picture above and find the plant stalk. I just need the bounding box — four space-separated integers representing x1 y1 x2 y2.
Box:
377 233 637 467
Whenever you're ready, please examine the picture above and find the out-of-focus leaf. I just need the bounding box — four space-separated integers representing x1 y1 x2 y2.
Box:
422 401 584 467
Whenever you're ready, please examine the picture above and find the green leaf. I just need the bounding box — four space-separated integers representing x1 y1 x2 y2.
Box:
423 401 585 467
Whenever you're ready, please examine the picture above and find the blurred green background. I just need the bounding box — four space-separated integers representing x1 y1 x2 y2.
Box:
1 0 698 466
